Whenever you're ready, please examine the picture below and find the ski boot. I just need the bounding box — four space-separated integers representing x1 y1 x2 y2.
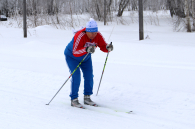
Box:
84 95 98 107
71 98 85 109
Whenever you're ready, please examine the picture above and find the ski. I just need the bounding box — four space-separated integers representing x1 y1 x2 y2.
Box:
82 105 133 114
115 110 133 114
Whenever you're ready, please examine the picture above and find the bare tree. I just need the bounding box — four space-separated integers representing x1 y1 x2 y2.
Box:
95 0 104 21
131 0 138 11
167 0 186 18
32 0 38 27
192 0 195 31
0 0 9 17
1 0 194 33
104 0 106 25
46 0 54 15
185 0 191 32
117 0 130 17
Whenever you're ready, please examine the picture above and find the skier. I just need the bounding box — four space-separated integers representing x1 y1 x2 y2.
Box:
64 18 113 108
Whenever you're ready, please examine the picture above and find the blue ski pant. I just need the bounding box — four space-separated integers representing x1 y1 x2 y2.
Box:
65 54 94 100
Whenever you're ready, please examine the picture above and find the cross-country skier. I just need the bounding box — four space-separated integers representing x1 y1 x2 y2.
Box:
64 18 113 108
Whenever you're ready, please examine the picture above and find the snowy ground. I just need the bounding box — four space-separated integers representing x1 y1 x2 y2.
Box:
1 12 195 129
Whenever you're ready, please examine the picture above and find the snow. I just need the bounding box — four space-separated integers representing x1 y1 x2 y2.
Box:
1 12 195 129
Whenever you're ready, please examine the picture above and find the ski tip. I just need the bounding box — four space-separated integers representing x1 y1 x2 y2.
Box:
93 104 98 107
127 111 133 114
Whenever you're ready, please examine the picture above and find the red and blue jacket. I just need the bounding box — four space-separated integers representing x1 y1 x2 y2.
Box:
65 28 108 59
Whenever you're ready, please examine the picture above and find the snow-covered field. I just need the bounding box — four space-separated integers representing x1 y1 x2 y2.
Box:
1 12 195 129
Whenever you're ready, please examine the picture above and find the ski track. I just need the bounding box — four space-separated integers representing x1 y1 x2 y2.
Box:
1 66 195 129
94 59 195 70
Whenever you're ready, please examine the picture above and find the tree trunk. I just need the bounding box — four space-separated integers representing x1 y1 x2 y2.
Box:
23 0 27 38
139 0 144 40
192 0 195 31
106 0 113 14
54 0 59 24
131 0 137 11
32 0 37 27
47 0 54 15
117 0 130 17
104 0 106 25
106 0 113 22
167 0 175 17
95 0 102 21
185 0 191 32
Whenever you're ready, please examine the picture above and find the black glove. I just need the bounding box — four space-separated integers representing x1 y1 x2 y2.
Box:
106 44 113 51
86 46 95 54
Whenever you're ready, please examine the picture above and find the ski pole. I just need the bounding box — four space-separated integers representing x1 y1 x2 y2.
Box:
46 53 90 105
96 42 112 96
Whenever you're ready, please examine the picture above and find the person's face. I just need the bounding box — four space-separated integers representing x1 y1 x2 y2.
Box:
86 32 97 40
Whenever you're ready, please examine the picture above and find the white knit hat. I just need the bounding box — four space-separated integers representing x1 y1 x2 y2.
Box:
86 18 98 32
